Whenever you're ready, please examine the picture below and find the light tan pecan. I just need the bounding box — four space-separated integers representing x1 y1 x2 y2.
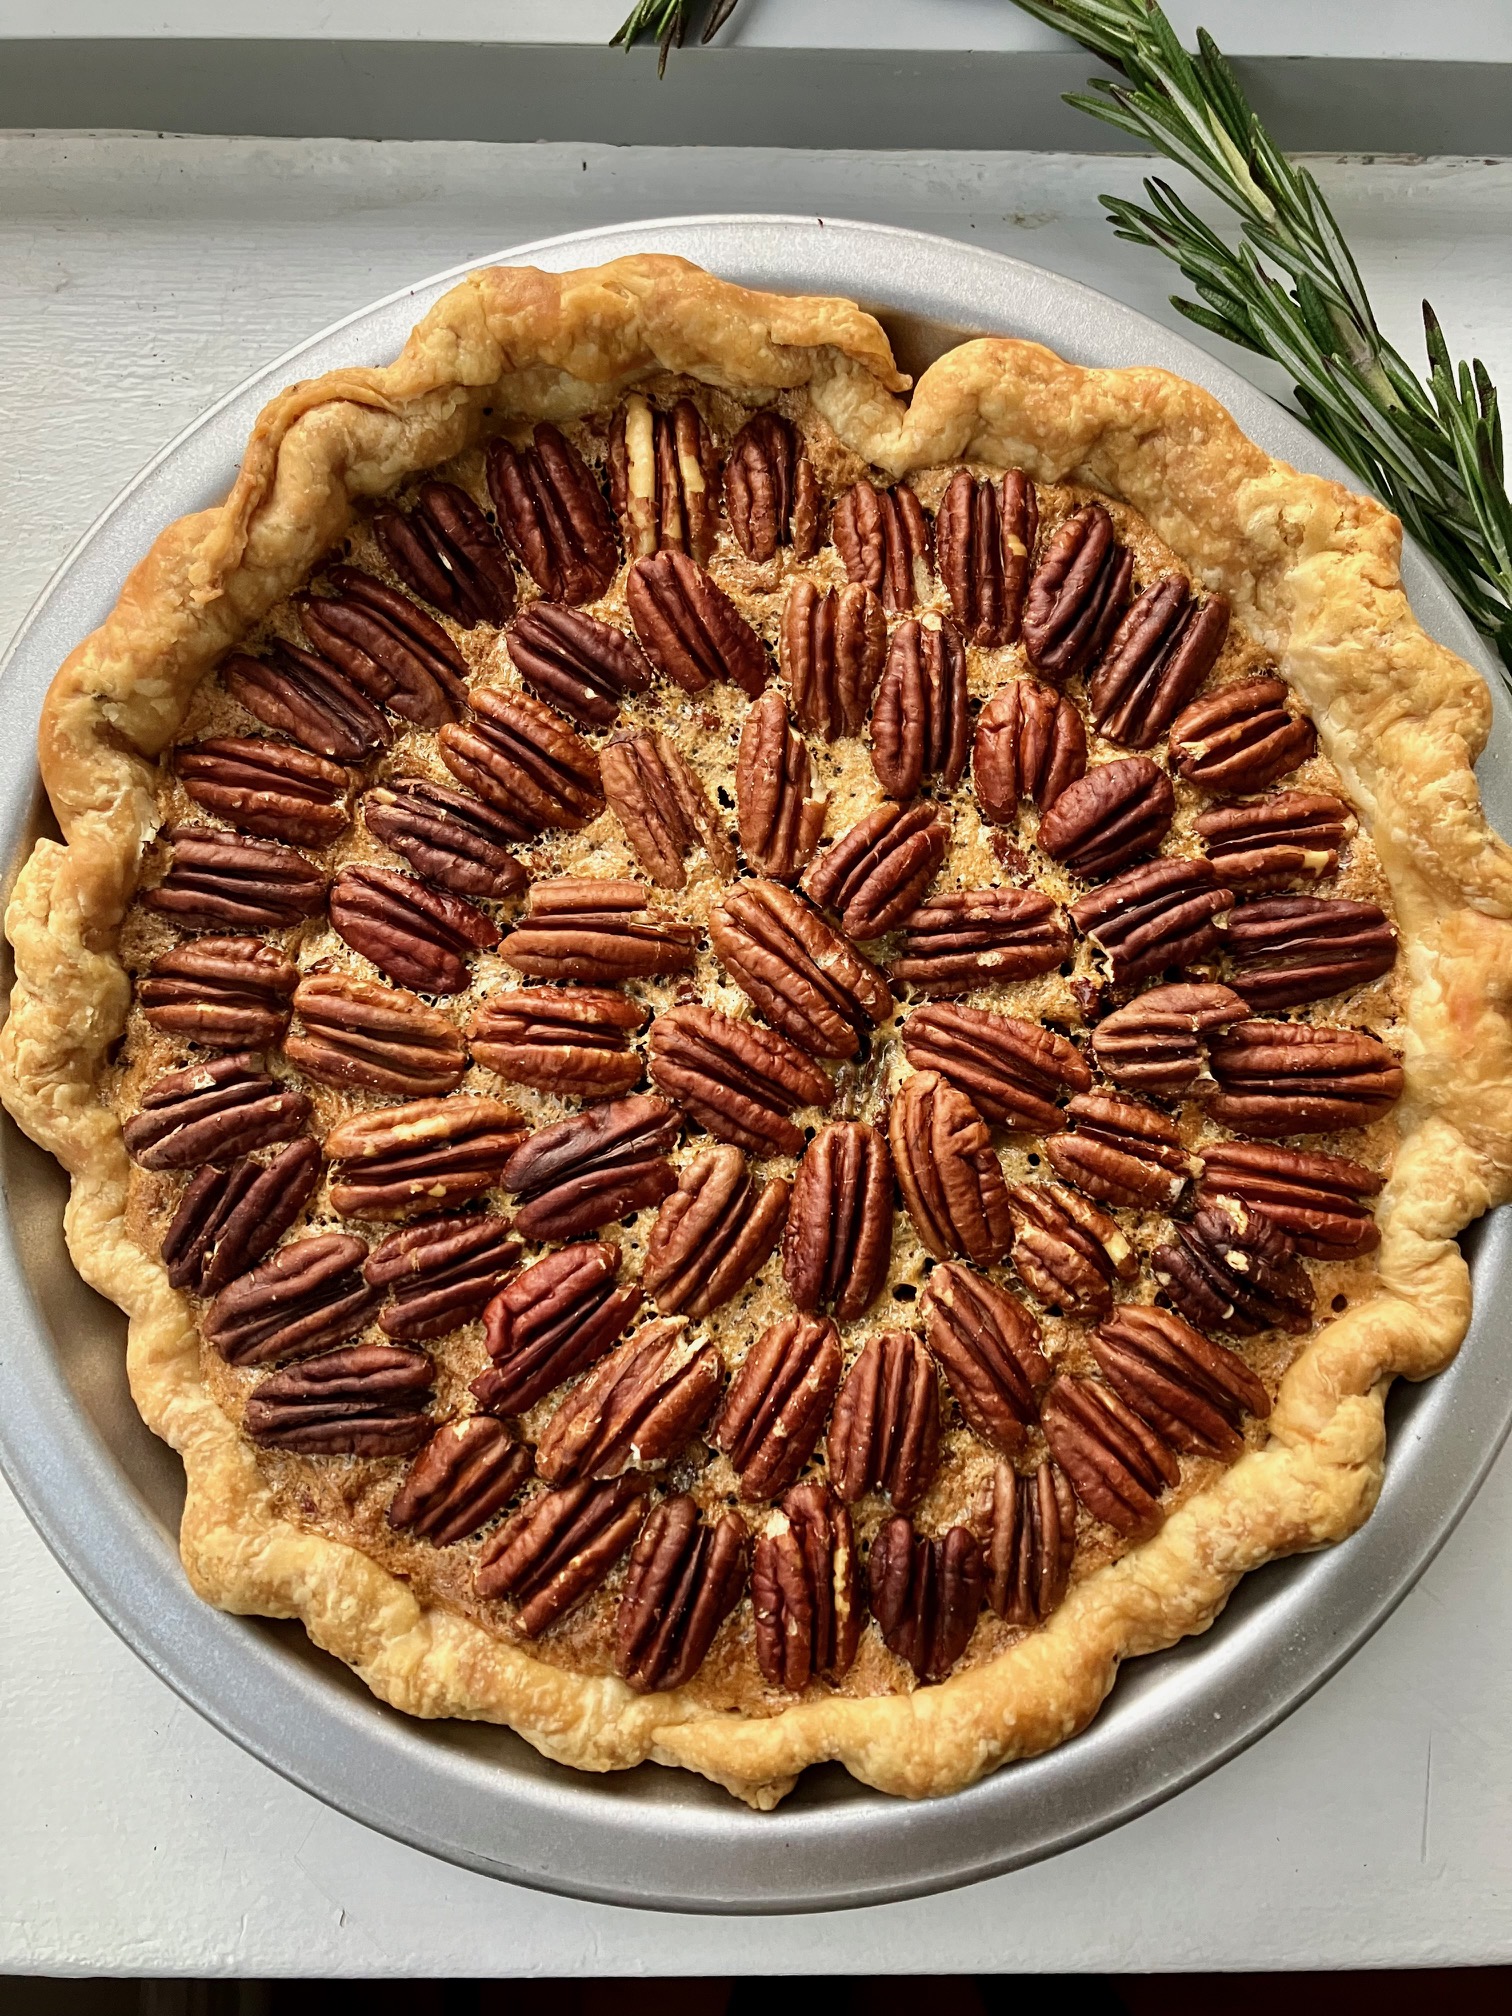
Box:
1194 790 1354 890
1004 1180 1136 1322
889 1072 1014 1266
647 1004 831 1158
242 1341 434 1456
827 1329 940 1510
364 1213 521 1342
362 778 527 901
782 1120 894 1323
1037 756 1175 879
176 735 353 848
143 825 328 935
1041 1374 1180 1536
920 1263 1050 1454
600 728 735 889
752 1481 860 1689
139 938 299 1050
642 1147 789 1320
161 1139 323 1297
202 1232 381 1367
1045 1090 1198 1210
710 1315 842 1502
1092 1304 1270 1461
869 1516 984 1682
468 985 646 1097
833 479 932 612
616 1496 748 1692
626 548 768 698
124 1054 309 1170
1070 857 1234 987
329 864 498 995
901 1002 1091 1131
1088 981 1248 1096
437 687 603 836
506 601 652 730
937 467 1039 646
1198 1140 1383 1258
1208 1020 1404 1135
501 1093 681 1241
222 642 391 763
475 1240 642 1415
975 1458 1078 1626
1088 575 1230 746
297 567 469 726
476 1474 650 1634
1152 1197 1314 1337
324 1097 528 1220
1224 895 1398 1010
1169 676 1316 794
608 392 722 563
736 690 827 882
535 1319 722 1486
724 410 821 561
801 800 949 940
870 614 969 799
779 578 887 741
1022 502 1133 683
708 879 894 1059
286 972 468 1097
888 888 1071 997
500 877 698 984
972 680 1086 822
486 423 619 605
387 1417 532 1545
374 479 517 628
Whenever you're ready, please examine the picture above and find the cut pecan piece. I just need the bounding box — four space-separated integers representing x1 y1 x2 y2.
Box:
143 826 327 934
601 728 735 889
1225 895 1398 1010
642 1147 789 1320
888 888 1071 997
1154 1197 1314 1337
325 1097 527 1220
1041 1374 1179 1536
1045 1090 1197 1210
222 643 391 763
374 480 517 628
711 1316 843 1502
890 1071 1014 1265
870 615 969 799
709 880 893 1060
976 1458 1078 1626
203 1232 381 1367
1071 857 1233 987
437 687 603 837
626 549 768 698
1088 576 1230 746
833 479 932 613
921 1262 1050 1453
752 1481 860 1689
242 1341 433 1456
1037 756 1175 879
869 1517 983 1682
1194 790 1353 890
801 800 949 940
505 601 651 730
486 423 618 605
502 1094 680 1242
286 972 466 1098
646 1004 831 1158
608 392 722 564
365 1213 521 1342
782 1120 894 1322
937 467 1038 646
362 779 527 901
1022 502 1133 683
298 567 469 727
475 1241 642 1415
724 410 821 561
736 690 827 882
901 1003 1090 1132
616 1496 748 1692
1170 676 1316 794
177 736 353 848
162 1138 322 1296
123 1053 309 1169
827 1329 940 1510
329 864 497 996
1198 1140 1382 1257
469 985 646 1097
139 938 298 1049
500 877 698 984
973 680 1086 822
535 1319 722 1486
1208 1020 1404 1135
1004 1180 1136 1321
476 1474 650 1634
779 578 887 741
388 1417 532 1545
1093 1304 1270 1461
1089 980 1248 1096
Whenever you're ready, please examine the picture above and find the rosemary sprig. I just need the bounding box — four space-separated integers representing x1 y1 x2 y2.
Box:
611 0 743 76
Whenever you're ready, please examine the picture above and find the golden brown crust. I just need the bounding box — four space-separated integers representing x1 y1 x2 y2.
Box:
5 253 1511 1809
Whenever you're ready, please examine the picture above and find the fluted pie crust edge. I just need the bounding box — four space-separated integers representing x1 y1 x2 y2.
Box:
5 253 1512 1808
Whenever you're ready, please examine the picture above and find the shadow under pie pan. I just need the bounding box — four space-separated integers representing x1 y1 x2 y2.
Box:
2 215 1511 1913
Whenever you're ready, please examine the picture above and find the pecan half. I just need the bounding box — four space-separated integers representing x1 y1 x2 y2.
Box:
535 1319 722 1485
869 1517 983 1682
833 479 932 613
1153 1196 1314 1337
1041 1374 1180 1536
646 1003 831 1158
889 1072 1013 1266
708 879 893 1059
752 1481 860 1689
242 1341 433 1455
937 467 1038 646
486 423 619 605
1093 1304 1270 1461
1037 756 1175 879
601 728 735 889
505 601 651 730
1225 895 1398 1010
123 1053 309 1169
475 1241 642 1415
625 549 768 698
607 393 722 563
1194 790 1353 890
976 1458 1078 1626
1169 676 1316 794
298 567 469 727
329 864 497 996
203 1232 381 1367
1088 576 1230 746
870 615 969 799
616 1496 748 1692
143 826 327 935
139 938 298 1049
374 480 517 628
1071 857 1233 987
1208 1020 1404 1135
1198 1140 1383 1257
499 877 698 984
736 689 827 882
469 985 646 1097
222 643 391 763
724 410 821 561
476 1474 650 1634
801 800 949 939
642 1147 789 1320
1004 1180 1136 1321
901 1003 1090 1132
921 1262 1050 1453
286 972 466 1097
365 1213 522 1341
782 1120 894 1323
502 1094 680 1242
437 687 603 836
1022 503 1133 683
711 1316 843 1502
779 578 887 741
973 680 1086 821
161 1138 322 1296
362 779 527 900
1045 1090 1197 1210
177 736 353 848
388 1417 532 1545
325 1097 528 1220
827 1329 940 1510
888 888 1071 997
1088 980 1248 1096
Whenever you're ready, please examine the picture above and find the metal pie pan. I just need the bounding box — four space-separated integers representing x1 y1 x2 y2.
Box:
1 216 1509 1914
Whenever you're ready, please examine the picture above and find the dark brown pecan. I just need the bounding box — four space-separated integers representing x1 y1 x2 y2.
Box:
176 736 353 848
920 1263 1050 1453
1153 1196 1314 1337
1004 1180 1136 1322
1041 1374 1180 1536
869 1517 983 1682
1071 857 1233 987
286 972 467 1098
162 1138 322 1296
362 778 527 901
1088 576 1230 746
203 1232 381 1367
625 549 768 699
608 393 722 564
365 1213 522 1341
870 615 969 799
1194 790 1354 890
724 410 821 562
709 879 894 1059
779 578 887 742
711 1316 843 1502
242 1341 433 1456
1169 676 1316 794
600 728 735 889
298 567 469 727
387 1417 532 1545
736 690 827 882
827 1329 940 1510
1093 1304 1270 1461
505 602 651 730
502 1094 680 1242
143 826 327 934
752 1481 860 1689
646 1004 831 1158
973 680 1086 822
475 1241 642 1415
535 1319 722 1486
437 687 603 837
325 1097 528 1220
476 1474 650 1633
222 643 391 763
374 480 517 628
888 888 1071 998
833 479 932 613
123 1053 308 1169
1045 1090 1197 1210
783 1120 894 1323
801 800 949 940
616 1496 748 1692
901 1003 1090 1132
1022 503 1133 683
1089 980 1248 1096
469 986 646 1097
889 1072 1014 1266
486 423 618 605
642 1147 789 1320
329 864 497 996
1038 756 1175 879
139 938 299 1049
1208 1020 1404 1135
1198 1140 1383 1258
1225 895 1398 1010
937 467 1039 646
976 1458 1078 1626
499 877 698 985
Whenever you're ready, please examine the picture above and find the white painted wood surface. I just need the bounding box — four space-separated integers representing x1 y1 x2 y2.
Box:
3 136 1511 1976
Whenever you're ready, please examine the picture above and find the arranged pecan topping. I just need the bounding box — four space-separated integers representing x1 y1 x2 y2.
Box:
1046 1090 1197 1210
779 578 887 741
937 467 1039 646
222 643 391 763
500 877 698 984
1089 980 1248 1096
329 864 497 995
724 410 821 561
469 985 646 1097
709 879 893 1059
1088 576 1230 746
1005 1180 1136 1321
505 601 651 730
901 1003 1090 1132
364 1213 522 1342
535 1319 722 1486
387 1416 532 1545
869 1516 984 1682
752 1481 860 1689
1093 1304 1270 1461
1224 895 1398 1010
601 728 735 889
642 1147 789 1320
502 1093 680 1242
1071 857 1233 987
325 1096 527 1220
616 1496 748 1692
298 567 469 726
123 1053 309 1169
647 1004 830 1158
870 615 969 799
1041 1374 1180 1536
921 1263 1050 1453
710 1315 843 1501
486 423 618 605
362 779 527 901
286 972 466 1098
139 938 299 1049
736 690 827 882
1037 756 1175 879
242 1341 433 1456
607 393 721 563
202 1232 381 1367
475 1241 642 1416
373 480 517 628
1194 790 1353 889
827 1329 941 1510
1022 502 1133 683
437 687 603 837
890 1071 1014 1266
833 479 932 613
1169 676 1316 794
888 888 1071 997
975 1458 1078 1626
177 736 353 848
802 800 949 940
143 826 327 935
1208 1020 1404 1135
626 548 769 699
161 1138 323 1296
1154 1196 1314 1337
476 1474 650 1634
973 680 1086 821
1198 1140 1383 1258
783 1119 894 1322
